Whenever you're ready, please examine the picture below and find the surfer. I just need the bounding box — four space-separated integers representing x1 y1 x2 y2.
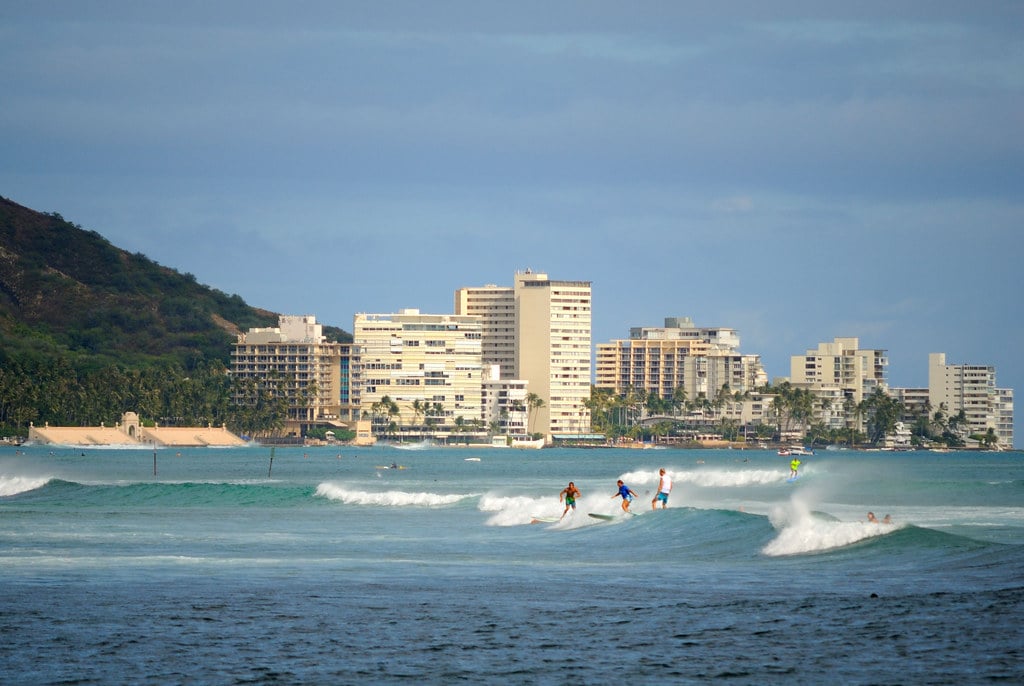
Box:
789 457 801 478
867 512 878 523
612 480 638 513
651 468 672 510
559 481 581 520
882 514 892 524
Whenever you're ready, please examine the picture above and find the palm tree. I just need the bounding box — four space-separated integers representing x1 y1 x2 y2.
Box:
525 392 545 435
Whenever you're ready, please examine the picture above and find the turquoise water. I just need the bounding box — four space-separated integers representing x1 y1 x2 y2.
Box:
1 444 1022 683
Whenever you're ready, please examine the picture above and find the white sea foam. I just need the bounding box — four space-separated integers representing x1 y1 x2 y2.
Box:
619 467 788 489
0 473 52 496
478 492 612 527
761 496 893 556
314 482 469 507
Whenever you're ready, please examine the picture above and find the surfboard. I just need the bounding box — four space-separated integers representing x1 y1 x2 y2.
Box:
786 476 798 483
530 516 559 524
588 513 616 521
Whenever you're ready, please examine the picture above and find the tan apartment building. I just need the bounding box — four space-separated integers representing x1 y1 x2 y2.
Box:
595 317 765 404
456 270 592 439
929 352 1013 446
513 270 592 438
454 283 516 379
231 315 344 435
789 337 888 406
351 309 484 437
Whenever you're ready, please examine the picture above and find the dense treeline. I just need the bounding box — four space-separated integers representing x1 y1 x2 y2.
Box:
0 197 349 438
586 382 987 448
0 340 293 438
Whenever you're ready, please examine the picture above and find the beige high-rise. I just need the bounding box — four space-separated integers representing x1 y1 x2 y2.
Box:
514 270 592 437
456 270 592 438
789 337 888 406
231 315 344 432
595 317 764 403
351 309 483 435
929 352 1013 446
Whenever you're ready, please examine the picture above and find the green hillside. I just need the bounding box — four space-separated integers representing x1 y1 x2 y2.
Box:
0 196 348 437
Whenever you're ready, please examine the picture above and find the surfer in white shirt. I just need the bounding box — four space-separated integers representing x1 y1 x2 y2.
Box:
651 468 672 510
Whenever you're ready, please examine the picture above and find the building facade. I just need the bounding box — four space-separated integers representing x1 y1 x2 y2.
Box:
455 270 592 439
454 283 516 379
350 309 484 436
231 315 344 433
480 365 529 437
595 317 765 404
929 352 1013 447
789 337 888 406
513 270 592 438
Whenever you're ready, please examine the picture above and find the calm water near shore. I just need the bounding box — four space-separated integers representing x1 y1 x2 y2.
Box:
1 443 1022 684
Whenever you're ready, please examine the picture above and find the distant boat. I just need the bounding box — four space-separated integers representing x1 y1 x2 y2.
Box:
780 445 814 456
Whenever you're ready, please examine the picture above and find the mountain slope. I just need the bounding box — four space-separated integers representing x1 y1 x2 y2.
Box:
0 196 348 368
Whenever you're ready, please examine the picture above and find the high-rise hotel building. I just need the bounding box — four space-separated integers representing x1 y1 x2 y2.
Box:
350 309 483 433
789 337 888 404
231 315 345 431
928 352 1013 447
455 270 592 438
595 317 765 402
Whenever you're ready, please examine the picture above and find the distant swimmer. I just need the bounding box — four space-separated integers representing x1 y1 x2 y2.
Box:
559 481 581 520
789 457 801 478
651 468 672 510
612 479 638 513
867 512 878 523
882 514 893 525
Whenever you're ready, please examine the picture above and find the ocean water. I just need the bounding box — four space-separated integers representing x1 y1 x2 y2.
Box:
1 443 1022 684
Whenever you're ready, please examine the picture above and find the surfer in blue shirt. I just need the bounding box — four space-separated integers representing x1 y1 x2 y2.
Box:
612 480 638 513
559 481 581 520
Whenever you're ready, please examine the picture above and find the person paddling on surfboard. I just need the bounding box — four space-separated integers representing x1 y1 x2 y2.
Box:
612 480 638 513
651 468 672 510
559 481 581 520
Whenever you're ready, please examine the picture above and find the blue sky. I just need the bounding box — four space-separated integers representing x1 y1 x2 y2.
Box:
2 2 1022 444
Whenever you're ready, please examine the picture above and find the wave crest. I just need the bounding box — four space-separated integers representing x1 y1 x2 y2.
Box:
0 474 52 497
315 482 469 507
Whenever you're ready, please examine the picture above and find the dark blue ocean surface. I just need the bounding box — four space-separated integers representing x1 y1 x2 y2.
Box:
1 445 1022 684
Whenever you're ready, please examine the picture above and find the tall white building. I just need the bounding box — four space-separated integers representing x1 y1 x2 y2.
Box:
514 271 592 438
351 309 483 435
929 352 1013 447
456 270 592 438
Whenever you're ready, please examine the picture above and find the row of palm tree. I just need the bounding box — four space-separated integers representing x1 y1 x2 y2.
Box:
585 381 988 448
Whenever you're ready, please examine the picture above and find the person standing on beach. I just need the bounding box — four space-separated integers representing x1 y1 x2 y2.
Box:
559 481 581 520
612 480 638 513
651 468 672 510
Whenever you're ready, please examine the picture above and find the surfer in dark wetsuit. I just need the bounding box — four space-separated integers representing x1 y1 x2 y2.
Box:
612 480 637 513
559 481 581 520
